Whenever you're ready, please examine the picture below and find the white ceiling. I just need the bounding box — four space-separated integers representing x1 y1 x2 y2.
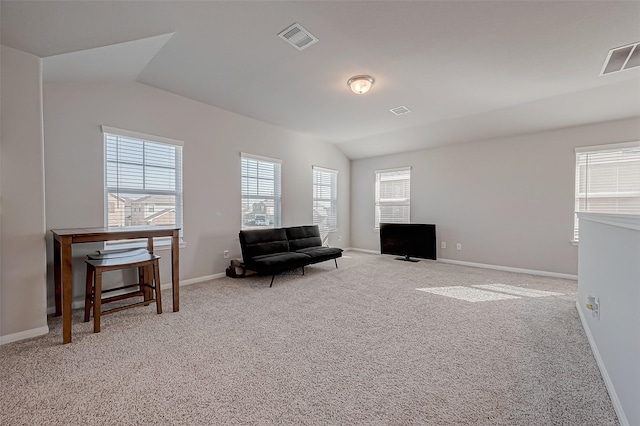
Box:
2 1 639 159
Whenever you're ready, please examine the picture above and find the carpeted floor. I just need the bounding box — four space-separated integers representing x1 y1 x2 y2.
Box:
0 251 619 425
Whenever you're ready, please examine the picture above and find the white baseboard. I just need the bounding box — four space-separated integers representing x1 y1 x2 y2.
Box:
437 258 578 280
45 272 228 314
0 325 49 346
345 248 578 280
46 301 85 315
576 302 629 426
345 247 379 255
159 272 226 291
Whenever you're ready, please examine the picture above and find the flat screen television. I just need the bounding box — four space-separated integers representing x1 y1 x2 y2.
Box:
379 223 436 262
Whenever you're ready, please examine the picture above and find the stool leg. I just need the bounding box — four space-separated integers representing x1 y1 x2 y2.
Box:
140 266 152 304
93 269 102 333
153 260 162 314
84 265 93 322
138 266 145 302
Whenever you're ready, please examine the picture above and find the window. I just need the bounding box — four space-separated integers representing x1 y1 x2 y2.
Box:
103 126 183 243
312 166 338 232
574 142 640 241
241 153 281 229
375 167 411 228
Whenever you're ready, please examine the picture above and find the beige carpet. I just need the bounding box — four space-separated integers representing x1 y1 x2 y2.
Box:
1 252 619 425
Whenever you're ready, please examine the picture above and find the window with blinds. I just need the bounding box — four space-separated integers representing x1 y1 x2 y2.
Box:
574 142 640 241
103 126 183 241
375 167 411 228
241 153 281 229
313 166 338 232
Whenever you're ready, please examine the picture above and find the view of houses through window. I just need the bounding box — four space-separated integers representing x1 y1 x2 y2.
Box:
107 194 177 227
241 154 282 229
104 127 183 240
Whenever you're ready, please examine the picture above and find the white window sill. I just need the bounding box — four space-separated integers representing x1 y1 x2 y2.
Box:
570 240 578 246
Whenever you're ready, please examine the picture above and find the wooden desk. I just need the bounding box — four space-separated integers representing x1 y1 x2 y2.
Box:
51 226 180 344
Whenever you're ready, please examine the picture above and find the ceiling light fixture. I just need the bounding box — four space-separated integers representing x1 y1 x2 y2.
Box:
347 75 374 95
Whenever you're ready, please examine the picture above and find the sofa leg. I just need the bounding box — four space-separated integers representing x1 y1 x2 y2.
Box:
270 275 275 287
335 259 338 269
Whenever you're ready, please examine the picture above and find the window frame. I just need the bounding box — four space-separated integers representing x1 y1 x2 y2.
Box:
374 167 411 229
240 152 282 230
102 126 184 249
312 166 338 233
574 141 640 242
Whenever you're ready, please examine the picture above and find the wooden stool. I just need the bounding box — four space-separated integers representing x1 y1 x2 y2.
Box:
86 248 153 303
84 252 162 333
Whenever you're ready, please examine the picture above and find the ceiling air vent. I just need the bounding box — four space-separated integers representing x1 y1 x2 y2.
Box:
601 42 640 75
278 23 318 51
390 106 411 116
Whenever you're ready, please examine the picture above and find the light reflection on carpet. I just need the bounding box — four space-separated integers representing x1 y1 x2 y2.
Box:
416 286 521 302
473 284 563 297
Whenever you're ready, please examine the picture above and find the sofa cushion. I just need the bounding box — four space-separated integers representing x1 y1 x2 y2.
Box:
239 228 290 260
248 252 310 275
295 246 343 264
286 225 323 251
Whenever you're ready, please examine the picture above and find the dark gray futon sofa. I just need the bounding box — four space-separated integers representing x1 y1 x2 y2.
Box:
239 225 343 287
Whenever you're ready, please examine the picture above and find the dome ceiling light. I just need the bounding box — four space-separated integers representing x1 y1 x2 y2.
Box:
347 75 374 95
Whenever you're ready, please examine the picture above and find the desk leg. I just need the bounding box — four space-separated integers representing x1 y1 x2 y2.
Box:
54 238 62 317
172 231 179 312
61 239 73 344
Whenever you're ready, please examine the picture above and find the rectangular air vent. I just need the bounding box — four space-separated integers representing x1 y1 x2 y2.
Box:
390 106 411 116
278 23 318 51
601 42 640 75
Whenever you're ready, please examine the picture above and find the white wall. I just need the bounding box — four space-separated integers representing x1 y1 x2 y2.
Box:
351 117 640 275
0 46 48 343
576 213 640 426
43 81 350 308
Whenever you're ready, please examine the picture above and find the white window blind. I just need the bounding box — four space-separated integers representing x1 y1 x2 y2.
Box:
574 142 640 241
313 166 338 232
103 126 183 241
241 153 281 229
375 167 411 228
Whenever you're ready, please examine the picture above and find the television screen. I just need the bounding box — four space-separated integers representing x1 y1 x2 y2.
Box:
379 223 436 262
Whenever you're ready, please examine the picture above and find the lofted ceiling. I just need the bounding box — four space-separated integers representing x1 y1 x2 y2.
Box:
2 1 639 160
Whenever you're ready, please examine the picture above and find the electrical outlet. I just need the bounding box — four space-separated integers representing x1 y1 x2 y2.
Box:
456 243 462 251
586 295 600 319
441 241 446 249
338 235 342 241
223 250 230 259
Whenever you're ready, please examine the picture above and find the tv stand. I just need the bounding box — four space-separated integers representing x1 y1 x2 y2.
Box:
395 255 420 262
